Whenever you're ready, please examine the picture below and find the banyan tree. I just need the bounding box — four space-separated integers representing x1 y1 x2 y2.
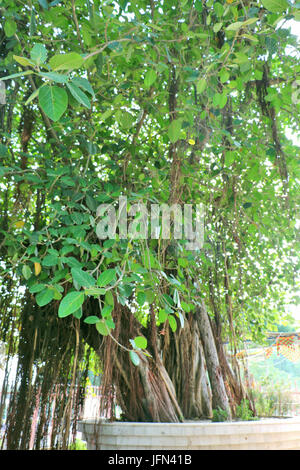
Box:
0 0 299 450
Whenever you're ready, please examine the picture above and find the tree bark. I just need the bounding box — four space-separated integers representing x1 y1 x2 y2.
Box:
82 299 235 422
163 311 212 419
83 301 184 422
196 301 231 418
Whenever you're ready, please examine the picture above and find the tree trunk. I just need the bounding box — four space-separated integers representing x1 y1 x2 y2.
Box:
208 271 255 416
162 311 212 419
196 301 231 419
83 299 234 422
84 301 184 422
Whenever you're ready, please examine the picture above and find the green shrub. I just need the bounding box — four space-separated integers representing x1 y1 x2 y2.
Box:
69 438 87 450
212 407 229 422
251 379 293 417
236 399 257 421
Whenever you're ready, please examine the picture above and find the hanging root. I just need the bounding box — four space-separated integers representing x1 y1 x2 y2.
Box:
1 294 88 449
256 63 289 205
96 301 183 422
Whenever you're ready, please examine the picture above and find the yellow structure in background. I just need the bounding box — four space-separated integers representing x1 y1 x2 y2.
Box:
235 333 300 364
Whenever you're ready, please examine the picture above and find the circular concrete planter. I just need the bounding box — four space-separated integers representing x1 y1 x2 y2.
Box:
78 417 300 450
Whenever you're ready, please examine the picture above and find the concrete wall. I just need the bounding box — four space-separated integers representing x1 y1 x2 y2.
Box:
78 417 300 450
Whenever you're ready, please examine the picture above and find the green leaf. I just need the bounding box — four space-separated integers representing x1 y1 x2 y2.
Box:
136 291 146 306
49 52 84 71
71 267 95 288
97 269 116 287
131 263 148 274
30 44 47 65
100 109 113 121
242 18 260 26
105 318 115 329
38 0 49 9
36 288 54 307
144 70 157 88
29 283 46 294
177 311 184 328
219 93 227 109
214 2 224 17
39 85 68 121
105 290 114 306
71 77 95 98
0 146 8 157
67 83 91 109
105 290 115 307
225 151 235 166
38 72 69 83
261 0 288 13
13 56 34 67
58 291 85 318
85 193 98 211
116 110 134 129
213 93 221 107
30 10 37 36
162 293 174 307
158 309 168 323
226 22 244 31
52 286 63 300
181 301 191 313
145 289 156 305
4 20 17 37
129 350 140 366
25 88 40 106
213 23 223 33
1 70 33 81
234 52 249 64
134 336 147 349
196 78 207 94
101 305 113 317
84 316 100 324
226 18 258 31
178 257 188 268
242 34 259 43
84 287 106 296
168 119 182 143
22 265 32 280
220 69 230 83
72 307 83 319
168 315 177 332
96 320 110 336
62 257 82 269
52 268 69 283
42 254 58 267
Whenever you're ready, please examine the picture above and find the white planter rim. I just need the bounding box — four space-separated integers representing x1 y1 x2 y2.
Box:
79 416 300 426
78 417 300 450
